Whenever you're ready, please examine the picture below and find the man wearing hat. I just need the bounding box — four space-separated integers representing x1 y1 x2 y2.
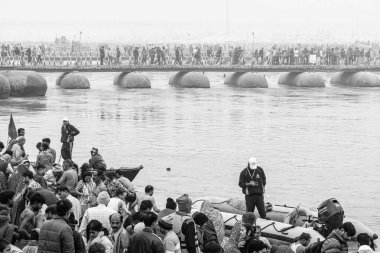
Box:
169 194 200 253
89 147 107 170
158 215 181 253
238 157 268 219
61 117 80 160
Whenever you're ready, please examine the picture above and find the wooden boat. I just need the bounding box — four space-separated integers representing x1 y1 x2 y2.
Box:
103 165 143 181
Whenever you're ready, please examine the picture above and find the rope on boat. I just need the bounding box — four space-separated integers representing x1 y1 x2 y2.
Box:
224 215 239 224
260 222 295 235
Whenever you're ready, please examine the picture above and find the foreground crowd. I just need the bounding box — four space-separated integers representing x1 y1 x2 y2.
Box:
0 127 376 253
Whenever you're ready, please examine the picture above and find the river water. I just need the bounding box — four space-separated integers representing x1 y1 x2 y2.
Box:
1 72 379 238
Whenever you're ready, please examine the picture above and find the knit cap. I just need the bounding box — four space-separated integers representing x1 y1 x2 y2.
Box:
193 212 208 226
158 215 173 230
176 194 192 212
97 191 110 205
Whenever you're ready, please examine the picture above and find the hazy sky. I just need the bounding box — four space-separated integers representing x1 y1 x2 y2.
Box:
1 0 379 42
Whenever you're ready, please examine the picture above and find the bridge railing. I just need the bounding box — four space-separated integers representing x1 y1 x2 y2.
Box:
1 54 379 67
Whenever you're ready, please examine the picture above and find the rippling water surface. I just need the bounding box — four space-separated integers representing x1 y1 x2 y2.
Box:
1 72 379 236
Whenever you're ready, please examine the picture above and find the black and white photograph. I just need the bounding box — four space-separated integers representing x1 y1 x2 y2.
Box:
0 0 379 252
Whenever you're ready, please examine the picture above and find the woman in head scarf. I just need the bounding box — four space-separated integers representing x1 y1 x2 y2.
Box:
200 200 225 245
224 212 257 253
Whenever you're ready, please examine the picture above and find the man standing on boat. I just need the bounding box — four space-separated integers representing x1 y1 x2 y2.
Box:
239 157 269 219
61 117 80 160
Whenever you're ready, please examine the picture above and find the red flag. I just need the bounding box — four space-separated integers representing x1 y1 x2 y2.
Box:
8 114 17 139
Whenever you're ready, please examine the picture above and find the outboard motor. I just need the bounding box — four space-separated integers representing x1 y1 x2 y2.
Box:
317 198 344 237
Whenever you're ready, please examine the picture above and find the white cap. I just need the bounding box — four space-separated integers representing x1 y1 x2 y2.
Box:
249 157 257 169
62 117 69 122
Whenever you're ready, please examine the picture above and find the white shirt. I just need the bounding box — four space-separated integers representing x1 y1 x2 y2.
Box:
67 194 81 224
107 197 122 212
79 204 116 236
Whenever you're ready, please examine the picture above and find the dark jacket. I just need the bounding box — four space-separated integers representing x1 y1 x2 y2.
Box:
238 166 266 195
321 229 348 253
128 227 165 253
200 220 220 252
61 124 80 144
89 154 107 170
38 217 75 253
181 217 199 253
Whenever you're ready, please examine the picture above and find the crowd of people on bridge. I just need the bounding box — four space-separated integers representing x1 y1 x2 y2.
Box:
0 117 376 253
1 41 380 67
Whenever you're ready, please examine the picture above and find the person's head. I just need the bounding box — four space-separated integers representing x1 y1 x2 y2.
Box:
97 191 110 206
240 223 256 240
166 198 177 210
93 170 105 184
240 223 253 239
193 212 209 227
204 241 222 253
242 212 257 225
16 136 26 146
17 164 27 176
0 205 9 224
80 163 91 175
115 169 123 178
338 222 356 241
140 200 153 213
82 171 93 183
62 159 73 171
357 233 371 246
90 147 98 156
0 191 14 208
176 194 192 213
145 185 154 196
105 171 116 181
41 138 51 144
86 220 105 241
158 215 173 234
18 128 25 136
36 164 46 176
62 117 69 126
88 242 106 253
142 211 157 227
0 238 10 253
29 192 46 212
56 199 72 218
45 204 56 220
21 159 30 168
115 188 126 199
298 232 312 247
22 170 34 183
109 213 123 234
41 142 50 151
1 154 11 163
56 185 70 200
248 157 257 169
